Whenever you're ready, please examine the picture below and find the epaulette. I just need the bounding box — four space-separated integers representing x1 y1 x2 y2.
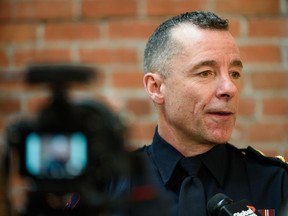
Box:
243 146 288 171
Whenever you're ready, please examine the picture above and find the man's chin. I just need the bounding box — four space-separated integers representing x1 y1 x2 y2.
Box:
214 128 233 141
205 139 228 146
206 133 231 145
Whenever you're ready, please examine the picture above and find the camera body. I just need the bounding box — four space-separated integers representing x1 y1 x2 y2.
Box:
4 64 128 215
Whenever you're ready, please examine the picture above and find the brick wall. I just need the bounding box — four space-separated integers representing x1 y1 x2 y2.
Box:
0 0 288 213
1 0 287 151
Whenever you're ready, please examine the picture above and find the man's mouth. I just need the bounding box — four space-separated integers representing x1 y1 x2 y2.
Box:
211 111 233 115
206 110 234 120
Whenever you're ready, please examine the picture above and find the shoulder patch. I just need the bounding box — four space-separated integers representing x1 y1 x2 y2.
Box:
245 146 288 170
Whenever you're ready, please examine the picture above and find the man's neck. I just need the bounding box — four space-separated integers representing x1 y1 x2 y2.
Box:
157 125 217 157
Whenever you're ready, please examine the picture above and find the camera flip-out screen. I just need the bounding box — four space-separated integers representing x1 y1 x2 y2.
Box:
25 132 88 179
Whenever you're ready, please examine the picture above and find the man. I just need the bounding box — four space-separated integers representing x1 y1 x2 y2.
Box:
111 11 288 216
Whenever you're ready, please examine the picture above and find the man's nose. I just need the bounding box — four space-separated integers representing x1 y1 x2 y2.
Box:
215 74 238 101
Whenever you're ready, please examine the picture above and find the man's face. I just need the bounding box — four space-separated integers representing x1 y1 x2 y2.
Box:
159 25 243 145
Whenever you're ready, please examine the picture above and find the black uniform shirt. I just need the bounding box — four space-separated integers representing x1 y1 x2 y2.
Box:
137 129 288 216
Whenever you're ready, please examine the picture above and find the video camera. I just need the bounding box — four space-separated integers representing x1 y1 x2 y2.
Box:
3 63 132 215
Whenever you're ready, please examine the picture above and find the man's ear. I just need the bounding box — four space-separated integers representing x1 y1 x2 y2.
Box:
143 72 164 104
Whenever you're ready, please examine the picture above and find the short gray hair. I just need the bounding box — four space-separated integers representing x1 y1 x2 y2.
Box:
143 11 229 78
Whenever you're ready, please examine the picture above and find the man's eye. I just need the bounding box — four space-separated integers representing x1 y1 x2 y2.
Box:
230 71 241 79
199 71 212 77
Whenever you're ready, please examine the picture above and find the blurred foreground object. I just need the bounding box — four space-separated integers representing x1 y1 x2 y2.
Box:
2 63 166 216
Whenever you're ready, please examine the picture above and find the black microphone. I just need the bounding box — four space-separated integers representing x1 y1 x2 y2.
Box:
207 193 262 216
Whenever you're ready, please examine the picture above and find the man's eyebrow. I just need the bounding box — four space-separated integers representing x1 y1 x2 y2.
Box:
230 59 243 68
192 59 243 70
192 60 217 70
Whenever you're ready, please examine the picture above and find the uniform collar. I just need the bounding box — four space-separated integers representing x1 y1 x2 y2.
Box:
150 129 228 189
150 130 183 186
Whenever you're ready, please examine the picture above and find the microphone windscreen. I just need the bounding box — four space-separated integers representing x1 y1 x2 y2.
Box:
207 193 233 216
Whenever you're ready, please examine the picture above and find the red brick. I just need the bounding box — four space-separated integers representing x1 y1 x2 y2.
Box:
238 98 256 116
45 22 101 41
262 98 288 116
251 72 288 90
80 48 137 64
112 71 143 89
0 24 37 43
0 98 21 113
0 80 27 91
27 96 49 113
248 123 287 142
248 18 288 38
147 0 207 16
286 47 288 63
0 118 5 135
126 98 151 115
108 20 160 39
239 45 281 64
82 0 137 18
284 151 288 162
229 19 240 37
0 69 42 90
128 122 156 141
215 0 280 14
14 49 71 66
0 2 13 20
0 51 8 66
0 70 27 90
89 94 123 113
15 0 72 20
69 78 105 92
232 123 246 139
